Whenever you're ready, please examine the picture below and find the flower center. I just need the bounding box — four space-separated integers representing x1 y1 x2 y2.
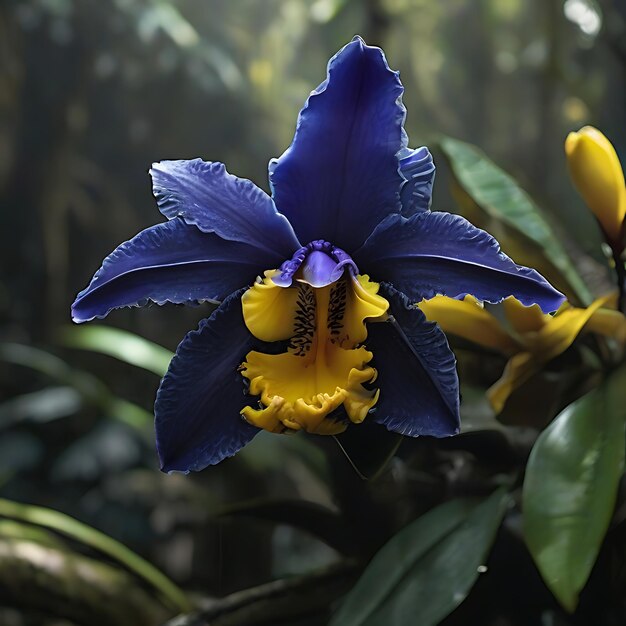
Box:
272 240 359 289
239 255 389 435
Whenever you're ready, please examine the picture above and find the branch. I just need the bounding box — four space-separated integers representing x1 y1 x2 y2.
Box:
0 537 170 626
163 561 359 626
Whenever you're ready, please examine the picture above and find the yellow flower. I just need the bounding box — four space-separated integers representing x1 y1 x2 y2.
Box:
565 126 626 248
419 294 626 414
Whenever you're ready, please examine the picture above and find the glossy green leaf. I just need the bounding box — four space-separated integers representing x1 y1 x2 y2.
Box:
440 137 592 305
0 498 191 612
60 325 173 377
330 488 509 626
523 365 626 612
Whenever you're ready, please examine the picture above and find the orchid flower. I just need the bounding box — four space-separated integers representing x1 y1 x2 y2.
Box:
419 293 626 413
71 38 564 472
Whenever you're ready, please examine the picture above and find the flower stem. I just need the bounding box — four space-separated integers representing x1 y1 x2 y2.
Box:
613 249 626 314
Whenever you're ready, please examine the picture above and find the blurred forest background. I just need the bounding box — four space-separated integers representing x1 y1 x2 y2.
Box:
0 0 625 625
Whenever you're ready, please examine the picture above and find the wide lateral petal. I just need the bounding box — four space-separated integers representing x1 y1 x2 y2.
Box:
155 290 260 473
399 146 436 215
151 159 300 257
367 285 460 437
72 218 271 323
355 211 565 312
268 36 405 251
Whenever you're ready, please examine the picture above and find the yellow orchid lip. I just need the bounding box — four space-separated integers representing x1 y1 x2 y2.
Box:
240 271 389 435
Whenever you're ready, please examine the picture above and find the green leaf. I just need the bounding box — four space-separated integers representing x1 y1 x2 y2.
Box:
0 498 191 612
439 137 592 305
330 488 509 626
523 364 626 612
0 342 114 407
60 325 173 377
0 386 82 428
108 398 154 429
51 422 143 481
0 343 152 430
0 518 65 548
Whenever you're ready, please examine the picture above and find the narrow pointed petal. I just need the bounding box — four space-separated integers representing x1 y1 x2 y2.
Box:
155 290 260 473
418 295 522 356
520 295 610 357
399 146 436 215
356 211 565 313
151 159 300 257
502 298 549 334
488 295 612 413
584 308 626 343
71 218 272 323
269 36 405 250
367 285 460 437
487 352 537 414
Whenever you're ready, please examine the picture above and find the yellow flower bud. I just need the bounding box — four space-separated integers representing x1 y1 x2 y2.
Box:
565 126 626 248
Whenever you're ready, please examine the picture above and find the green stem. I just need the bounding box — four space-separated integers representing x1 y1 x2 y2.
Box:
613 250 625 314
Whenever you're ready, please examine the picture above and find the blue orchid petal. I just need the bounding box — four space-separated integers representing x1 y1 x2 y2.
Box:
151 159 300 257
399 146 435 215
356 211 565 312
71 218 273 323
367 284 460 437
155 289 260 473
268 36 405 251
